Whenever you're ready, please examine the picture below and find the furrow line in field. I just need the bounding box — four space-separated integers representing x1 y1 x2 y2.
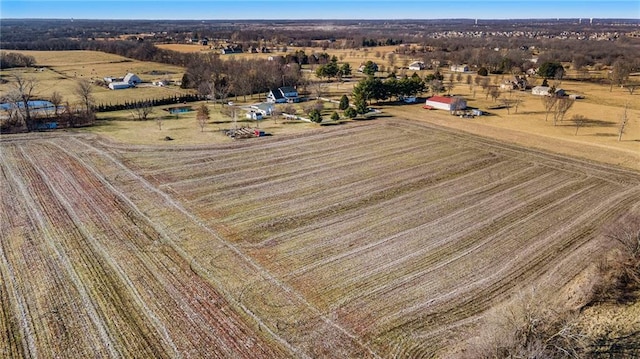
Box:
0 160 35 359
376 184 637 335
216 146 480 228
3 146 112 358
2 146 120 358
319 174 595 297
398 119 640 186
363 185 626 337
165 134 441 195
345 180 609 322
262 161 544 262
67 137 376 358
36 141 183 358
48 139 290 357
187 142 464 219
285 164 566 280
247 158 536 250
17 146 125 358
224 150 496 234
144 128 422 179
270 166 554 278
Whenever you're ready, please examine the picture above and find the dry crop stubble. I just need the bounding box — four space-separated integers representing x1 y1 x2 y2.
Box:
2 118 639 357
100 120 640 356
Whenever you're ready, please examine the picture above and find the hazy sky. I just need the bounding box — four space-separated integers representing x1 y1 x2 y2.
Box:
2 0 639 20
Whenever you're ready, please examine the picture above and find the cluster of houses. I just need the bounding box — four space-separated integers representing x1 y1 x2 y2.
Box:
500 75 529 90
104 73 141 90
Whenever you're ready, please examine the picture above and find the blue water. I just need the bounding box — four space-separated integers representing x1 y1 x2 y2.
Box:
0 100 55 110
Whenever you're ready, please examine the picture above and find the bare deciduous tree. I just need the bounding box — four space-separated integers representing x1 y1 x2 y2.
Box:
618 104 629 141
49 91 63 118
196 103 210 132
571 114 587 135
553 97 575 126
130 101 153 121
542 95 558 122
75 79 94 113
460 288 587 359
8 74 38 130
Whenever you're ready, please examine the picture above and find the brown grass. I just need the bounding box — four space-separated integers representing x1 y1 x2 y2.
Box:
0 50 189 106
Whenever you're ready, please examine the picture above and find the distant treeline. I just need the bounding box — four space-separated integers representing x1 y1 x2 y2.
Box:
95 94 201 113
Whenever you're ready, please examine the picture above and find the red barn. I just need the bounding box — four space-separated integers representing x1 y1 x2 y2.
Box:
424 96 467 112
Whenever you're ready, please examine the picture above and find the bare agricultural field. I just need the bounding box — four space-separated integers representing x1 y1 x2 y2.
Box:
2 119 639 357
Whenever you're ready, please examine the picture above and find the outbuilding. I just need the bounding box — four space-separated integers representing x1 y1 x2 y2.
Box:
531 86 565 97
108 82 131 90
123 73 141 85
424 96 467 112
450 64 470 73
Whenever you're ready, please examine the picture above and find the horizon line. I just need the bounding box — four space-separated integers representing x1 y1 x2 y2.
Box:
3 17 639 21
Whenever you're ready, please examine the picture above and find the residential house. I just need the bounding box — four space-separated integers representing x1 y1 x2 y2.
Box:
267 87 299 103
450 64 470 73
408 61 425 71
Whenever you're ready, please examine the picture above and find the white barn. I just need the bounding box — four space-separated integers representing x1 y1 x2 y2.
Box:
124 73 141 85
424 96 467 112
108 82 131 90
532 86 565 96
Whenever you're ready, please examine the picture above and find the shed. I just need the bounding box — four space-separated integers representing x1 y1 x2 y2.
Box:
108 82 131 90
532 86 565 96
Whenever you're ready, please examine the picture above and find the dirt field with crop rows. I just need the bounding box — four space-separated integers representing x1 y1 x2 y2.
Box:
2 119 639 357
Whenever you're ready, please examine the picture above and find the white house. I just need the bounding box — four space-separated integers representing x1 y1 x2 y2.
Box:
424 96 467 112
450 64 470 73
267 86 299 103
408 61 425 71
123 73 141 85
532 86 565 96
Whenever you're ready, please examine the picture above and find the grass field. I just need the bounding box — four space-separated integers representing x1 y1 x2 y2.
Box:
0 50 189 106
2 119 639 357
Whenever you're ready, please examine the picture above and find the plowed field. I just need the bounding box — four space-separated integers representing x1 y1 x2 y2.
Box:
2 119 639 358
